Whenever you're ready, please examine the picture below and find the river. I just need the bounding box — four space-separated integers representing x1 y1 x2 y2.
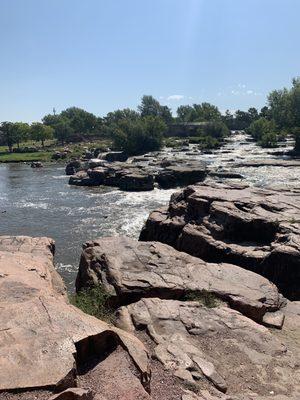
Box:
0 132 299 288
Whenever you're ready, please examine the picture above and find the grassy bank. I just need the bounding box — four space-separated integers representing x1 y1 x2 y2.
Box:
0 139 112 163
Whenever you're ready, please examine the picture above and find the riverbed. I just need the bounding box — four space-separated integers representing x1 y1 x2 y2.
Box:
0 132 299 288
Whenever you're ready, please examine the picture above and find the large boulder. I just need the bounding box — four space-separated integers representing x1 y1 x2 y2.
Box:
69 171 96 186
139 182 300 300
155 162 207 189
118 172 154 191
102 151 128 162
0 236 150 394
65 160 83 175
116 298 300 399
76 236 284 324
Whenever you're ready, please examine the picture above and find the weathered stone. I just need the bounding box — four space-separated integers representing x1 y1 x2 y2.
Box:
234 159 300 168
140 181 300 299
69 171 96 186
31 161 43 168
65 160 83 175
76 236 283 323
208 170 244 179
117 297 299 398
262 310 285 329
193 357 227 393
0 236 150 392
102 151 128 162
49 388 93 400
119 172 154 191
156 162 207 189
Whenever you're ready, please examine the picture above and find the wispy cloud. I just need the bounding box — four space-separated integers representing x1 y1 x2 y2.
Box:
166 94 185 101
228 85 262 97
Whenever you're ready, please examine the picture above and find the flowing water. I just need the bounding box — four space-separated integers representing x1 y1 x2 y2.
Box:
0 132 299 288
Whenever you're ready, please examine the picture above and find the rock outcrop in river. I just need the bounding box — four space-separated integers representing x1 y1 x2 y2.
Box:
0 236 150 399
76 236 300 399
68 158 207 191
139 181 300 300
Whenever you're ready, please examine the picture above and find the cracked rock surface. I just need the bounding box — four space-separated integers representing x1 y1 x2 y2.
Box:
0 236 150 396
76 236 284 323
139 181 300 299
117 298 300 399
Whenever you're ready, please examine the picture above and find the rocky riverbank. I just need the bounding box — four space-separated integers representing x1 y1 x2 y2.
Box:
1 225 300 399
2 134 300 400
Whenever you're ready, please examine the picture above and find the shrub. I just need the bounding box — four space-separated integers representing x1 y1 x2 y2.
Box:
246 117 278 147
69 285 115 324
198 120 230 139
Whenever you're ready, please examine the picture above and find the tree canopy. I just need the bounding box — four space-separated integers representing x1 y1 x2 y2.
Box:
113 115 167 155
177 103 221 122
138 95 173 124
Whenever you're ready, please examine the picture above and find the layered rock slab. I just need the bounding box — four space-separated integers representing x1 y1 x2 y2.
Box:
117 298 300 399
76 236 284 323
0 236 149 393
139 181 300 299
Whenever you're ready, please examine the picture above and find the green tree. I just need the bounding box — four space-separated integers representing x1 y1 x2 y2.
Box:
268 88 291 129
0 122 15 152
105 108 139 125
12 122 30 148
138 95 172 124
193 102 222 122
30 123 54 147
60 107 98 134
260 106 270 119
246 118 277 147
177 103 221 123
54 118 74 145
267 77 300 152
113 116 166 155
222 110 235 130
177 105 195 122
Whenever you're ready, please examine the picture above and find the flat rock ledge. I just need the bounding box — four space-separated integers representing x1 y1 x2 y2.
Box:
76 236 285 325
0 236 150 397
139 181 300 299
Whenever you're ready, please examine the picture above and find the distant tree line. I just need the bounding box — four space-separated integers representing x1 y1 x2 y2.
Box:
1 81 299 155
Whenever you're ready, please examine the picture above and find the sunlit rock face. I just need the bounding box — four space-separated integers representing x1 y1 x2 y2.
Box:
0 235 150 394
140 181 300 299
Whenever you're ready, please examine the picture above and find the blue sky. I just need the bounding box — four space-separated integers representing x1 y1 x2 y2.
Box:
0 0 299 121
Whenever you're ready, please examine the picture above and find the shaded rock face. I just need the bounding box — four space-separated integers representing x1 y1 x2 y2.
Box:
76 236 284 325
139 182 300 300
0 236 150 395
65 160 83 176
69 164 155 191
156 163 207 189
117 298 299 399
102 151 128 162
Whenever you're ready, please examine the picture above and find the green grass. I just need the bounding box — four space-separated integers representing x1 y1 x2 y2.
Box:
0 138 113 163
183 289 219 308
0 151 53 163
69 285 115 324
